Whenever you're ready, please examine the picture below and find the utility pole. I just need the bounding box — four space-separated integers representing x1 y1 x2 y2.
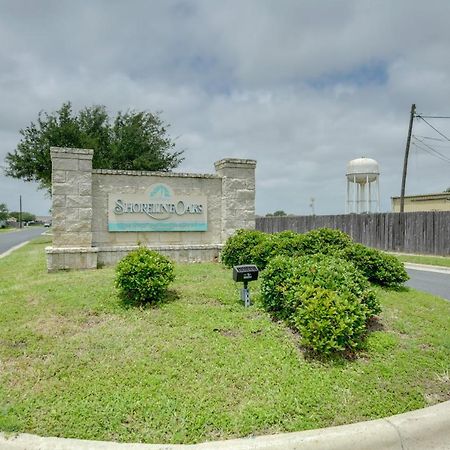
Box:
309 197 315 215
19 195 22 229
400 103 416 213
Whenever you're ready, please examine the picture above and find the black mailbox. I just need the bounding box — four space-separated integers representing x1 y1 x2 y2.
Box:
232 265 259 307
232 265 259 282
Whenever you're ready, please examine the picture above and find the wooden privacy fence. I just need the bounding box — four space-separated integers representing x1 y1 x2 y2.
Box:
256 212 450 256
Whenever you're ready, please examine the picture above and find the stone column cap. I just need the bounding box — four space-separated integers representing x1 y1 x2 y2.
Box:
214 158 257 170
51 147 94 160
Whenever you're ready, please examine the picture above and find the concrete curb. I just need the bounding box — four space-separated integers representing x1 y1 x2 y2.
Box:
1 400 449 450
404 262 450 275
0 241 30 259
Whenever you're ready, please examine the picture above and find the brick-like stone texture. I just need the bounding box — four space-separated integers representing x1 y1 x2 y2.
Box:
50 147 93 248
47 149 256 271
215 158 256 241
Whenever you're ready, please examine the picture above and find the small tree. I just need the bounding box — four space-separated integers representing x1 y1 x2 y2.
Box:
8 211 36 223
5 102 184 191
0 203 8 222
266 210 287 217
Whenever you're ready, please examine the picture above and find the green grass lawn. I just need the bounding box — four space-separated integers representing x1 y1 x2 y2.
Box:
396 254 450 268
1 238 449 444
0 228 17 234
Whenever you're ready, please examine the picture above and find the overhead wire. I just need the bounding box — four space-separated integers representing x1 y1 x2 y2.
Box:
412 135 450 159
416 115 450 119
413 135 449 142
411 142 450 164
415 115 450 141
411 137 450 164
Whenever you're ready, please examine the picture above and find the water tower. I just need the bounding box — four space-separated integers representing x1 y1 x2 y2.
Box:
346 157 380 213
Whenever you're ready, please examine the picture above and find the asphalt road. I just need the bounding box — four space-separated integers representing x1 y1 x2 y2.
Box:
0 226 46 255
406 268 450 301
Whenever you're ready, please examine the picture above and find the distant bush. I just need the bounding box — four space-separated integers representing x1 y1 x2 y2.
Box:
292 286 368 355
220 229 267 268
299 228 353 256
342 243 409 287
251 230 305 270
222 228 356 271
115 247 175 305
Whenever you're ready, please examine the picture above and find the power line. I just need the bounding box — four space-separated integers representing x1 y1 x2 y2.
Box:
416 115 450 119
413 135 449 143
412 142 450 164
400 105 450 212
412 138 450 164
416 115 450 141
413 136 450 160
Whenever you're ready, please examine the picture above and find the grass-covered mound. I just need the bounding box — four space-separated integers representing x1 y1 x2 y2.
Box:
0 238 448 444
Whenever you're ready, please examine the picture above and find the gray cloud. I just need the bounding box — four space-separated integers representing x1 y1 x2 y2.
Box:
1 0 450 216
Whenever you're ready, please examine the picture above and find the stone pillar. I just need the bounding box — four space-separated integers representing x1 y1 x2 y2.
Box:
46 147 97 271
51 147 94 246
214 158 256 242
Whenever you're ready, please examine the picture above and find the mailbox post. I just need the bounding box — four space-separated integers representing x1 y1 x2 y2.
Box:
232 265 259 307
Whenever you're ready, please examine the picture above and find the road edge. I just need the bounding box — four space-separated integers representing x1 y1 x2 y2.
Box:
1 400 449 450
0 241 30 259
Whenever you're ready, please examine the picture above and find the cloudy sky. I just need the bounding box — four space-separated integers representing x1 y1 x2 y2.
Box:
1 0 450 216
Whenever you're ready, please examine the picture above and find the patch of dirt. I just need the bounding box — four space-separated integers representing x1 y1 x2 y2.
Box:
26 296 40 306
33 312 112 337
0 338 27 349
212 328 241 338
251 329 263 335
418 343 434 351
423 369 450 405
366 318 385 332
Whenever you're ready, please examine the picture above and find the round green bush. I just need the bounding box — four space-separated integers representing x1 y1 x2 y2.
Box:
220 229 267 268
251 230 305 270
115 247 175 304
259 254 300 320
292 286 368 355
342 243 409 287
260 253 380 320
299 228 353 256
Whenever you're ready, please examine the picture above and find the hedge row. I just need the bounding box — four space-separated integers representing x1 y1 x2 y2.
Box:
221 228 408 287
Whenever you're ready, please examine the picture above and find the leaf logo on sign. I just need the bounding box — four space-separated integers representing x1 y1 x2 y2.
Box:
150 184 171 199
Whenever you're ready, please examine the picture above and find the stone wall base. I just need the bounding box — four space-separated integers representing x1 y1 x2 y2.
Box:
46 244 223 271
46 247 98 272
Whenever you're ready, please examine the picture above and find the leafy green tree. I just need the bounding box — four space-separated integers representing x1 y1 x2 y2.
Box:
4 102 184 191
266 210 288 217
0 203 8 222
9 211 36 223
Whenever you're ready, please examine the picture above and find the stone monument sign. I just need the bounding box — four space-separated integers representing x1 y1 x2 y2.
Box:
46 147 256 271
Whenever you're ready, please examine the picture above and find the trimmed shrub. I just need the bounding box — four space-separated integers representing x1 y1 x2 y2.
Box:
260 254 380 320
299 228 353 256
292 286 368 355
220 229 267 268
115 247 175 304
260 254 301 320
342 243 409 287
251 230 305 270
